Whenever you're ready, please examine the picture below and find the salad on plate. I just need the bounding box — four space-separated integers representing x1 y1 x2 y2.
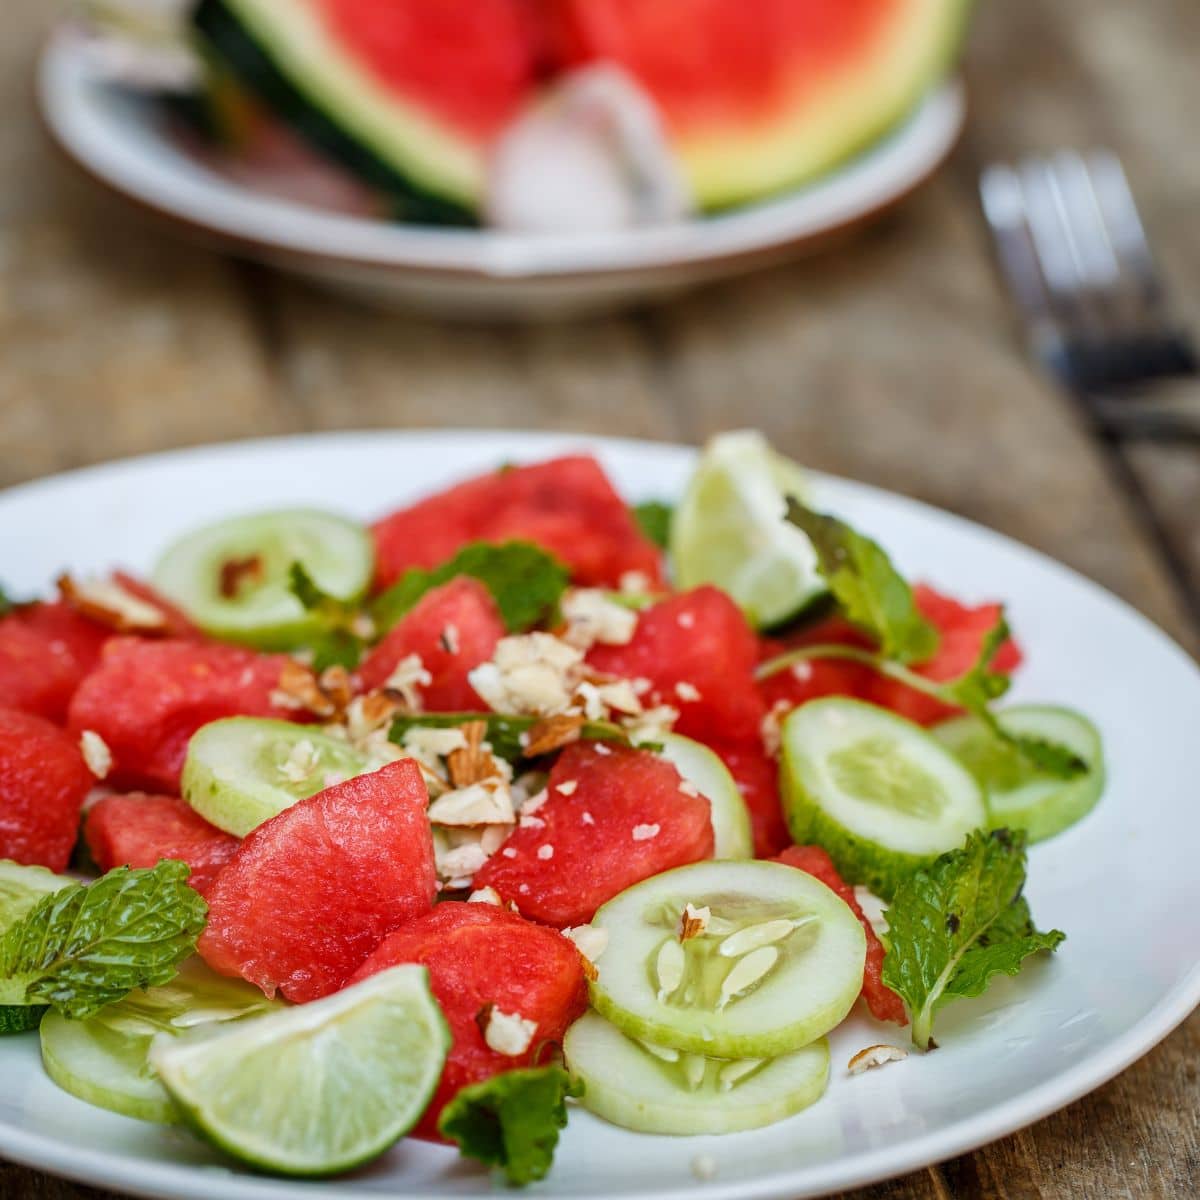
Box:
0 431 1104 1185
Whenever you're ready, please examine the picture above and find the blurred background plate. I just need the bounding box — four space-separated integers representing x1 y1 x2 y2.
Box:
37 28 965 320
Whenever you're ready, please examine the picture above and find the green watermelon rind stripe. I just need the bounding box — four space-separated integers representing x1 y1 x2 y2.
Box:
191 0 478 227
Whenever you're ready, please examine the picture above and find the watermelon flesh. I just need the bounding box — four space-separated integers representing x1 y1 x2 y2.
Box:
349 903 588 1139
85 794 240 898
355 577 505 708
199 759 437 1002
0 707 96 873
710 741 790 859
473 741 714 927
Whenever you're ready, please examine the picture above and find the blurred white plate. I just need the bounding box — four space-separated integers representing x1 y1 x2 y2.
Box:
2 430 1200 1200
37 28 965 318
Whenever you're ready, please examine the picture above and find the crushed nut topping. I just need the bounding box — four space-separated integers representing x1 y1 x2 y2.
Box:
678 903 711 942
555 779 578 796
468 886 502 906
318 665 353 713
760 700 792 758
848 1044 909 1075
619 570 650 594
674 681 702 702
624 705 680 743
581 811 595 825
631 823 660 842
678 779 700 798
427 782 515 827
561 589 638 649
562 924 609 964
537 844 554 860
447 720 505 788
479 1005 538 1057
523 714 586 757
344 692 402 742
434 836 492 883
383 654 432 712
469 633 585 717
690 1154 718 1182
58 573 168 635
79 730 112 779
677 611 696 630
278 738 320 784
218 554 263 599
271 661 340 719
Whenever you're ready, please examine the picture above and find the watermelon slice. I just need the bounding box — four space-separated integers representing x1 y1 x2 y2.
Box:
192 0 546 223
349 903 588 1139
0 602 110 724
371 456 663 592
85 794 240 898
586 587 765 746
67 638 298 793
0 708 95 873
710 741 790 859
473 741 713 927
546 0 970 209
198 759 436 1002
355 577 505 709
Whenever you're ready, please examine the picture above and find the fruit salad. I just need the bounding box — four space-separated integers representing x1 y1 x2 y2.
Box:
0 431 1103 1183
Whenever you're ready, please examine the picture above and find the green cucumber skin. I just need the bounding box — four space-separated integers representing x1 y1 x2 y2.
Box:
0 1005 46 1035
192 0 476 226
781 749 935 902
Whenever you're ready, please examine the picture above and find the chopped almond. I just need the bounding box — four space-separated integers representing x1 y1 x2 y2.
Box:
447 720 502 787
848 1044 909 1074
270 660 339 718
524 714 586 757
218 554 263 599
58 573 168 635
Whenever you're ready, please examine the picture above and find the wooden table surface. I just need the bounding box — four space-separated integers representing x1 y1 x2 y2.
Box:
2 0 1198 1197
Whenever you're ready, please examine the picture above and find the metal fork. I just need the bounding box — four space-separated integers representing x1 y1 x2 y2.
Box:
980 151 1199 439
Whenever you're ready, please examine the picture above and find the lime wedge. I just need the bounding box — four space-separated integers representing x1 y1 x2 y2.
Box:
151 965 449 1176
671 431 824 629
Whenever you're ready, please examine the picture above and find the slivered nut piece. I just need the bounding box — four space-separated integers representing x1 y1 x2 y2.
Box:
427 782 515 827
680 1053 706 1092
717 946 779 1009
655 939 686 1002
346 691 402 741
848 1044 909 1075
479 1006 538 1057
218 554 263 599
717 918 803 958
383 653 432 711
555 779 579 796
401 724 468 765
447 720 501 787
318 665 353 712
674 681 702 702
635 1038 679 1063
718 1058 765 1091
523 714 585 757
58 573 168 634
278 738 320 784
79 730 112 779
468 887 502 906
678 903 711 942
632 823 660 841
271 661 338 718
562 924 609 964
561 589 638 649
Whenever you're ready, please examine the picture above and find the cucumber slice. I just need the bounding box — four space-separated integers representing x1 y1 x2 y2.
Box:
39 957 282 1123
153 509 373 649
182 717 370 837
152 965 449 1176
654 734 754 860
565 1012 828 1135
780 698 986 899
1 861 74 1035
934 705 1105 843
588 860 865 1059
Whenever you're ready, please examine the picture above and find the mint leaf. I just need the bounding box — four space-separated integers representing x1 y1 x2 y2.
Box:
287 562 366 671
389 713 637 763
373 542 569 636
0 861 207 1020
632 501 673 550
882 830 1065 1050
438 1065 582 1186
785 499 939 664
0 585 13 618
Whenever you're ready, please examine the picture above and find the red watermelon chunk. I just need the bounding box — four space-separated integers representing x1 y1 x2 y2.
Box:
67 638 296 793
758 616 875 715
0 602 110 723
474 741 713 927
711 741 789 859
199 759 436 1002
0 707 95 872
774 844 906 1025
85 794 239 898
587 587 765 746
349 902 588 1139
371 455 663 592
866 585 1023 726
356 577 504 709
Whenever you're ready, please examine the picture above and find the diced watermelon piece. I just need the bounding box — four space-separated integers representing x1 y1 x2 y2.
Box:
371 456 663 592
710 741 789 859
67 638 297 793
349 902 588 1139
757 616 875 715
199 759 436 1002
356 577 504 709
0 707 95 872
0 602 110 723
587 587 765 746
474 742 713 927
866 585 1023 726
85 794 239 897
775 844 906 1025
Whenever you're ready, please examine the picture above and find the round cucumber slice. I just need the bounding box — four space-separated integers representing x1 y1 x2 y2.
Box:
39 957 282 1123
934 705 1105 843
182 717 370 837
565 1012 829 1135
671 431 825 630
780 698 986 899
152 965 449 1177
588 860 865 1059
1 861 74 1036
654 734 754 860
153 509 373 650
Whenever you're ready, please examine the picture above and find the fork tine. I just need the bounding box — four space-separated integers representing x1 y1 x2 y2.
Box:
1017 158 1082 306
1048 151 1121 292
1086 151 1163 308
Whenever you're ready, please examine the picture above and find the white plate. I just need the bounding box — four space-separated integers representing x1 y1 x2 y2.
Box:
3 430 1199 1200
37 29 965 318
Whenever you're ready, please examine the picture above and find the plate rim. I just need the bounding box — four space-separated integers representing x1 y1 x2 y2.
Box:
2 428 1199 1200
36 27 966 282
